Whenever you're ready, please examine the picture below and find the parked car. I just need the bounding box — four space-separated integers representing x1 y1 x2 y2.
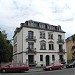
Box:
0 63 29 73
43 63 64 71
66 61 75 68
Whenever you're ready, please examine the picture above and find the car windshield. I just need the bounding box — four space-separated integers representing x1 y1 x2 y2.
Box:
69 61 75 65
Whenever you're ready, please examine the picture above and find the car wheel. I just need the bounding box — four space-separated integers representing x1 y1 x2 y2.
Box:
71 66 74 68
2 69 6 73
49 68 52 71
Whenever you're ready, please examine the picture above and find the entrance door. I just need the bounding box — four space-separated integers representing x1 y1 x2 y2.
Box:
59 55 64 63
28 55 34 66
46 55 50 66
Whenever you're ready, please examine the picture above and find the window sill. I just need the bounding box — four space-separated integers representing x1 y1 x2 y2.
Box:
48 38 53 39
49 49 54 50
40 49 46 50
40 38 46 39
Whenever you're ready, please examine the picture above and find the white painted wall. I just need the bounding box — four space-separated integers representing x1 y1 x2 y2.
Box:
13 26 67 66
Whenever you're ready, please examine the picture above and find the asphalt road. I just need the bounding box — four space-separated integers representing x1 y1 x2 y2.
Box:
0 68 75 75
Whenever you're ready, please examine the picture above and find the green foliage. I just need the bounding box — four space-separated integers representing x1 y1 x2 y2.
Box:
0 31 13 63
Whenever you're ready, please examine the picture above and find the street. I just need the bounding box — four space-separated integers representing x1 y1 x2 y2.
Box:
0 68 75 75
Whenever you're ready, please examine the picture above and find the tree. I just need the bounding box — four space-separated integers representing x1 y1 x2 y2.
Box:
72 34 75 42
0 30 13 64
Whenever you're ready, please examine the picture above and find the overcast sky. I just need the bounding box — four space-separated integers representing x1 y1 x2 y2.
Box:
0 0 75 39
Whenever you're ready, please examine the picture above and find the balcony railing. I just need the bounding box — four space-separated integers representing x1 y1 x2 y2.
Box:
58 49 65 54
26 36 36 42
57 39 64 44
26 48 36 54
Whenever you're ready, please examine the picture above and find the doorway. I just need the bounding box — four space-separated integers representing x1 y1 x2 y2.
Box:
46 55 50 66
28 55 34 66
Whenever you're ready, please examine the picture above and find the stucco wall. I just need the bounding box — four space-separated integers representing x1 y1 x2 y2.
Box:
13 27 67 66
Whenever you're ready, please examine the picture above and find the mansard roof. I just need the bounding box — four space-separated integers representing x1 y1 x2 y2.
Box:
13 20 65 37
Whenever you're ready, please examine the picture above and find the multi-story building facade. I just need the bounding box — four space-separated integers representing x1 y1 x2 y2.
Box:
13 20 67 67
66 34 75 62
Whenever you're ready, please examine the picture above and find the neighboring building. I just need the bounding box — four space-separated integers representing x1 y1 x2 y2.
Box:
66 34 75 62
13 20 67 67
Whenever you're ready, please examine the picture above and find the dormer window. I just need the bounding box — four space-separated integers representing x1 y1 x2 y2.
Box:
25 21 28 26
55 26 57 30
45 24 47 29
58 25 61 31
34 22 39 28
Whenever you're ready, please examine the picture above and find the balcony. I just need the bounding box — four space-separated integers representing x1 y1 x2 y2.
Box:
58 49 65 54
26 48 36 54
57 39 64 44
26 36 36 42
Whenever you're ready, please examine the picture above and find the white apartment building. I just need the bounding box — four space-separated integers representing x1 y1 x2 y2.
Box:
13 20 67 67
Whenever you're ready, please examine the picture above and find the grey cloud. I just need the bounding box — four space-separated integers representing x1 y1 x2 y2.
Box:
0 0 75 39
50 2 70 14
12 0 19 10
12 0 32 12
65 4 71 9
11 0 34 16
55 17 74 22
51 6 63 13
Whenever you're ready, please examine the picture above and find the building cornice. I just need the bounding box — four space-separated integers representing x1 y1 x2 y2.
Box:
13 20 65 38
13 51 67 56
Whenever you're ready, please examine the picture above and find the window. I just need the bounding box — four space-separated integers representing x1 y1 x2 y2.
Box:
58 35 62 40
34 22 39 27
40 31 45 39
49 44 54 50
48 32 53 39
58 25 61 31
59 55 64 61
52 55 55 61
40 43 46 50
28 31 33 39
59 44 63 51
40 55 43 61
49 25 51 30
39 24 42 28
55 26 57 30
28 42 34 49
25 21 28 26
14 44 17 52
45 24 47 28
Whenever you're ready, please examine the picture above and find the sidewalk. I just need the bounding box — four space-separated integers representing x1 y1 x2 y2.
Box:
29 67 43 72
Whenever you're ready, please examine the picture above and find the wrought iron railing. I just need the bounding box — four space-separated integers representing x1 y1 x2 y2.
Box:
26 48 36 54
57 39 64 44
26 36 36 41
